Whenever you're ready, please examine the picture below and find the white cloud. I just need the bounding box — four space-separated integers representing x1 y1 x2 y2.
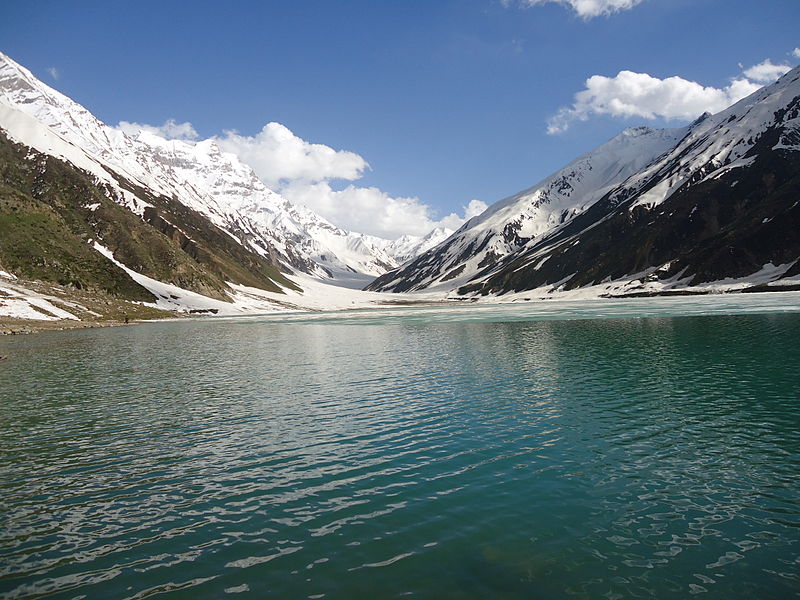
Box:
793 48 800 59
438 199 490 231
464 198 490 219
507 0 645 19
280 182 486 239
117 119 199 141
215 123 367 188
214 123 486 238
281 181 431 238
46 67 59 80
545 57 797 134
743 59 792 83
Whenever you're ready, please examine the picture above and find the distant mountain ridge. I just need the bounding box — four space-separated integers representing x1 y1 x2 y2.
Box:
368 66 800 297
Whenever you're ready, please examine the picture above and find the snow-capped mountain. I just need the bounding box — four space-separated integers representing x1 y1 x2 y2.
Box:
368 125 687 291
129 131 400 280
0 81 318 305
385 226 454 265
0 52 409 283
369 66 800 296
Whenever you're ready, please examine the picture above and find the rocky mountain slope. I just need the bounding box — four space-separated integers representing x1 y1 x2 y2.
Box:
369 66 800 297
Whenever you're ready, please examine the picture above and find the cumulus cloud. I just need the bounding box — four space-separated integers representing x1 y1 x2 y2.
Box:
438 199 490 230
280 181 485 239
117 119 199 141
46 67 59 80
215 123 367 188
506 0 646 19
215 123 441 238
464 198 490 219
281 184 489 239
546 57 796 134
214 123 486 238
547 72 759 134
743 59 793 83
793 48 800 59
281 181 430 238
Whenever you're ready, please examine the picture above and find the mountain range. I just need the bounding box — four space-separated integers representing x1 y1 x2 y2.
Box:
0 52 448 303
369 66 800 298
1 52 799 323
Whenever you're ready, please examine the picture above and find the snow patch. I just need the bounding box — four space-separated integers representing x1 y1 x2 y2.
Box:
0 284 79 320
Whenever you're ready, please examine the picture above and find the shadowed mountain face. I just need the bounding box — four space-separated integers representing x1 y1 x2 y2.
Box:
464 148 800 296
368 67 800 296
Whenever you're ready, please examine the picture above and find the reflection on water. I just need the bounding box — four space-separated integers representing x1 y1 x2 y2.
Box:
0 303 799 599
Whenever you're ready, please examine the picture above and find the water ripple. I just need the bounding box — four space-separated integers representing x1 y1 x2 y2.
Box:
0 308 798 599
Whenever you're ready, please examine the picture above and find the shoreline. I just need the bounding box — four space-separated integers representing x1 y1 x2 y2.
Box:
0 317 140 336
3 286 800 337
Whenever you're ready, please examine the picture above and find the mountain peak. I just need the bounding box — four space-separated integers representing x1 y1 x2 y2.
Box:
690 111 713 127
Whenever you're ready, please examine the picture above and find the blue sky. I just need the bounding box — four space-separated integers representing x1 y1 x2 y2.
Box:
3 0 799 238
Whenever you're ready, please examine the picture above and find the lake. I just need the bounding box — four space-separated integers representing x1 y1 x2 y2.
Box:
1 294 799 599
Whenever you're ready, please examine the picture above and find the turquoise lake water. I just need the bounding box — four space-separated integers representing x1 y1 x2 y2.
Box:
1 294 799 599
